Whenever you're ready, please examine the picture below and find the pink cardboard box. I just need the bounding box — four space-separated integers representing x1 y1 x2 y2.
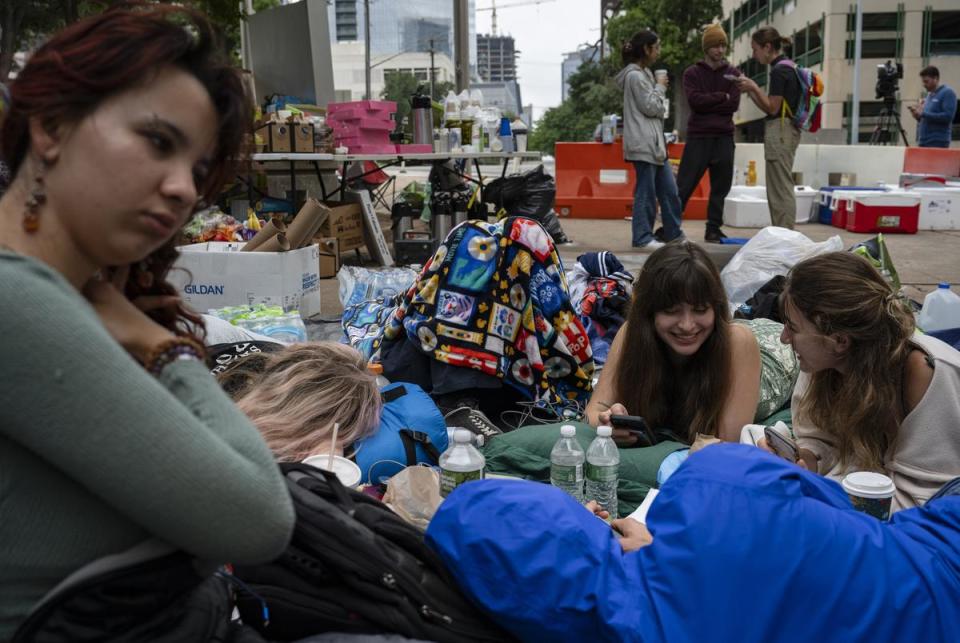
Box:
336 134 394 148
396 144 433 154
327 100 397 115
329 117 395 132
342 143 398 154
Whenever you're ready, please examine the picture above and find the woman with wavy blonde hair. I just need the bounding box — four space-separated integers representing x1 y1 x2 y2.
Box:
220 342 382 462
777 251 960 511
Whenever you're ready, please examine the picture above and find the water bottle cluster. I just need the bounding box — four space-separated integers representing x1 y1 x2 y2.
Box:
550 425 620 518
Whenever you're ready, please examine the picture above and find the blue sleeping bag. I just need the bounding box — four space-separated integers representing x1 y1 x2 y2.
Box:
426 444 960 642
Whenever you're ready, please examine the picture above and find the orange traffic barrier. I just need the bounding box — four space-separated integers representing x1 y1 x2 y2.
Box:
902 147 960 176
555 140 708 219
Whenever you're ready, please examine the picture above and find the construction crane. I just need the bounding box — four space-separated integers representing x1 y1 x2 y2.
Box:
477 0 556 37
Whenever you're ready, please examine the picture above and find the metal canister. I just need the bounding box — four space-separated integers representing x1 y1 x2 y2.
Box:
411 94 433 146
391 202 415 244
432 192 453 243
452 191 469 228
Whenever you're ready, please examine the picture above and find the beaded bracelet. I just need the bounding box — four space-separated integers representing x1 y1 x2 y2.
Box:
143 337 206 375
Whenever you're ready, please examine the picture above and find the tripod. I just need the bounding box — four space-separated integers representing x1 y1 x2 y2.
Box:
869 98 909 146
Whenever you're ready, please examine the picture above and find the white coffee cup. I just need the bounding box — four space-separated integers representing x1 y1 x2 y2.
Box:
654 69 668 82
841 471 896 520
302 454 363 488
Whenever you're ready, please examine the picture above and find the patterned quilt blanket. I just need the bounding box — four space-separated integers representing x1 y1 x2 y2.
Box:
342 217 595 412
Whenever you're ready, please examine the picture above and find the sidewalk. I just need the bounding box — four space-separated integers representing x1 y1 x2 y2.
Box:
554 218 960 305
317 217 958 318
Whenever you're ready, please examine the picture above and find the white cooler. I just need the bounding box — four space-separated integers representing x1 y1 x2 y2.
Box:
724 186 817 227
911 188 960 230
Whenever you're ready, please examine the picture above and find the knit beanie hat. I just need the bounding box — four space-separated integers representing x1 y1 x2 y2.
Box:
702 24 728 51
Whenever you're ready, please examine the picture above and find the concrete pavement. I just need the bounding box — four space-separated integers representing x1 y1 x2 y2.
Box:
316 215 959 319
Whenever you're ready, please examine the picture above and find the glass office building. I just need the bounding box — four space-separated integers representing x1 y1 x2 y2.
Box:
328 0 476 71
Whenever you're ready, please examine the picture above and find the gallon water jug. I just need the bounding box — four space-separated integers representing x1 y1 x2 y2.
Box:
918 283 960 332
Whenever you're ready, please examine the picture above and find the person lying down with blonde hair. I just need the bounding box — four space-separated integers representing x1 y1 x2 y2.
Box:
218 342 383 462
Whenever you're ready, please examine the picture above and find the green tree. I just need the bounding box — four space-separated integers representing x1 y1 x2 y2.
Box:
381 71 420 135
380 71 454 136
529 60 621 154
1 0 62 80
529 0 722 152
604 0 722 77
1 0 276 81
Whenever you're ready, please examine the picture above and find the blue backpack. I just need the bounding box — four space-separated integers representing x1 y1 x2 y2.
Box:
353 382 449 484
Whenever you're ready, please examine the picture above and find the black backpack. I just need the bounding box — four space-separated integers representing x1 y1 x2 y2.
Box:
231 463 512 642
11 541 251 643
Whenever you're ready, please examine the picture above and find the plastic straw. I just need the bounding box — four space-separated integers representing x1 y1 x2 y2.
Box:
328 422 339 471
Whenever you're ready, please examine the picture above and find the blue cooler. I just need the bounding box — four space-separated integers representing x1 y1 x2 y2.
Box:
817 187 886 224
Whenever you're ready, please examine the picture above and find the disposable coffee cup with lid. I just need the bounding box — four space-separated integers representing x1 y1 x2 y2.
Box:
841 471 896 521
654 69 668 81
303 454 363 488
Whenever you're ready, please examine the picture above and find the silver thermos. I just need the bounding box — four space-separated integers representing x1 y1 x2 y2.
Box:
391 202 415 244
411 94 433 146
453 192 469 228
432 192 453 244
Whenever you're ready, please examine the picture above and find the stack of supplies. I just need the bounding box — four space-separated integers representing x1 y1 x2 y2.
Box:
327 100 397 154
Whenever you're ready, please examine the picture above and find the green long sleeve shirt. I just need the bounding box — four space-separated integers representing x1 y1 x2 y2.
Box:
0 251 295 638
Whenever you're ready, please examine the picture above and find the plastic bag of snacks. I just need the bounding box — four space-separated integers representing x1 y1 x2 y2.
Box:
181 208 246 244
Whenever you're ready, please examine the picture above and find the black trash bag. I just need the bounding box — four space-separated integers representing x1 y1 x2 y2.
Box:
540 209 570 245
483 164 556 222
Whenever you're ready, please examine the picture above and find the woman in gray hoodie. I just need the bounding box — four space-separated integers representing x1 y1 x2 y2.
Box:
615 30 684 249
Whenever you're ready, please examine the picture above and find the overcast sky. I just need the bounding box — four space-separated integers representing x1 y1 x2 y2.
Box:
477 0 601 123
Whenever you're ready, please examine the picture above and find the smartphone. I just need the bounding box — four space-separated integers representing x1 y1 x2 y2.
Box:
724 73 740 81
609 415 656 446
764 426 799 462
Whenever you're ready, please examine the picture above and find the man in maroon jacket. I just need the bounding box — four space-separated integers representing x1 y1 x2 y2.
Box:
675 25 741 243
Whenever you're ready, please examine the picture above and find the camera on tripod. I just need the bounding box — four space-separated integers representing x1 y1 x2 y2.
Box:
875 60 903 102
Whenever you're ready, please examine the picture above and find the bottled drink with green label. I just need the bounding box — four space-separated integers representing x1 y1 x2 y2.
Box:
550 424 585 502
439 428 485 498
585 425 619 518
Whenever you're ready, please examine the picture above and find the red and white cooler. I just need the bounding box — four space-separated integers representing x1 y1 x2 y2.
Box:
845 194 921 234
829 190 870 229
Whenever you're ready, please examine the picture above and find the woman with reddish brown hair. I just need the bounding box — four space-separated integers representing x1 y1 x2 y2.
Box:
0 4 293 636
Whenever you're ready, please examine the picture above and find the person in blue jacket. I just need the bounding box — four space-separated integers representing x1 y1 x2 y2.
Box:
426 445 960 643
908 66 957 148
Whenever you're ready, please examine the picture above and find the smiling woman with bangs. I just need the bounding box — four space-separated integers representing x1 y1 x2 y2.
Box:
586 242 798 444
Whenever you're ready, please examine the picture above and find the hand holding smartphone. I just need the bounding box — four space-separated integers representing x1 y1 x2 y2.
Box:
764 425 799 462
609 415 656 446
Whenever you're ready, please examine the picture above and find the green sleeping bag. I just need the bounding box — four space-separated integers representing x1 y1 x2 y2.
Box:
480 421 686 517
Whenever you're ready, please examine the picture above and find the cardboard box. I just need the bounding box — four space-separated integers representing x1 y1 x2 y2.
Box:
316 237 340 278
318 202 365 251
828 172 857 186
268 123 292 152
170 242 321 317
293 123 314 153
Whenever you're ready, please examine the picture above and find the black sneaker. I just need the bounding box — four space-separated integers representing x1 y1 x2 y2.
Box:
444 406 503 444
704 228 727 244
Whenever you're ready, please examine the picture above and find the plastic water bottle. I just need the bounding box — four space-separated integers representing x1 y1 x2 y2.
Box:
585 425 620 518
550 424 585 502
919 282 960 332
439 429 485 498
